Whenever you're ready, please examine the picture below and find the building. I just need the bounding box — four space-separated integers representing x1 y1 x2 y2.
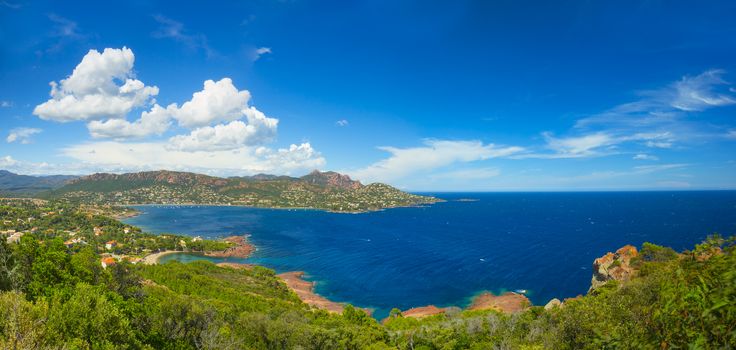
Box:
101 257 116 268
6 231 24 244
105 240 117 250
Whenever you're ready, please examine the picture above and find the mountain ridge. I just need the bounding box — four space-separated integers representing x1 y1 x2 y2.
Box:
0 170 77 196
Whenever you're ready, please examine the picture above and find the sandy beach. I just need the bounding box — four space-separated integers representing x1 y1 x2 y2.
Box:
142 250 180 265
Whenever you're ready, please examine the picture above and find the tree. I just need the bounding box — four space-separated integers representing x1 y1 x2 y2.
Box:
0 239 17 291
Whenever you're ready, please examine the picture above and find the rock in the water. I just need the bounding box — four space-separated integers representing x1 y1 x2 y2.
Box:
544 298 562 310
589 245 638 292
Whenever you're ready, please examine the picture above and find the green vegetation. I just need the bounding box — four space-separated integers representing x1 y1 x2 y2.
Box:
0 198 233 262
43 170 439 213
1 199 734 349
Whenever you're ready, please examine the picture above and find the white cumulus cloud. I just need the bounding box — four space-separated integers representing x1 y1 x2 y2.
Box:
61 141 324 176
168 78 257 128
87 104 172 139
168 117 277 152
33 47 159 122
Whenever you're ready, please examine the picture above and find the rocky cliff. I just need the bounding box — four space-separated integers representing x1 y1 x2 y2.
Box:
589 245 639 292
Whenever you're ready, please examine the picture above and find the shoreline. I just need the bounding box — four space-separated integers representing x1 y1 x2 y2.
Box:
277 271 349 314
115 200 444 215
142 250 181 265
140 233 534 319
152 248 534 318
142 235 256 264
141 241 356 315
392 291 531 320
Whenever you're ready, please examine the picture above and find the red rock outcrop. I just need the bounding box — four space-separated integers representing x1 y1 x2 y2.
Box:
589 245 638 292
205 236 255 258
401 305 453 318
468 292 530 313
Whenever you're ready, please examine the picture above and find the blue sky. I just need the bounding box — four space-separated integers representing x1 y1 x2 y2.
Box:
1 0 736 190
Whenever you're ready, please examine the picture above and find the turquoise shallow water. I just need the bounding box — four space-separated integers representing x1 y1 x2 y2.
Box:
123 191 736 319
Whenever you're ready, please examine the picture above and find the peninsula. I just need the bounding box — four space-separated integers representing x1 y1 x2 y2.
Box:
27 169 439 213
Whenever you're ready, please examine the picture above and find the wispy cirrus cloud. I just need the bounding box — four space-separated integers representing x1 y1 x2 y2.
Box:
540 132 616 158
6 128 42 144
633 153 658 161
1 1 21 9
348 139 523 183
577 69 735 129
152 15 215 57
428 167 501 180
528 70 736 159
42 14 87 55
250 47 272 61
48 13 81 38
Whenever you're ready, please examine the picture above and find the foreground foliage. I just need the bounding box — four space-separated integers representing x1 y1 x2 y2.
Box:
0 200 734 349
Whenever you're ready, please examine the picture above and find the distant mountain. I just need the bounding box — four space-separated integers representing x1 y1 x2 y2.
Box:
45 170 439 212
0 170 77 196
300 170 363 190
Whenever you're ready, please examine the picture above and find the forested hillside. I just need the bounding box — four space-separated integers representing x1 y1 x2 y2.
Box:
44 170 438 212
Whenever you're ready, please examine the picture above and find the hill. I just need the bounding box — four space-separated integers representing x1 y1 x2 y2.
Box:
44 169 439 212
0 170 77 196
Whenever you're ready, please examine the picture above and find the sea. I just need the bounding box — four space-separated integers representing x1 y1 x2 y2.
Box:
122 191 736 319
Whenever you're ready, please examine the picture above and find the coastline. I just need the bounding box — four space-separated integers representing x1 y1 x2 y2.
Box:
392 291 531 320
140 235 535 318
467 291 531 313
204 235 256 258
142 250 180 265
115 199 443 215
277 271 348 313
142 234 256 264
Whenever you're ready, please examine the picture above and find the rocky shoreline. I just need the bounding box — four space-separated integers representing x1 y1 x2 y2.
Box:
145 236 640 320
205 235 256 258
277 271 349 313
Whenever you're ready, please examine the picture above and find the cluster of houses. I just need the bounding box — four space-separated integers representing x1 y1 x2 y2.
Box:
1 229 25 244
2 223 144 269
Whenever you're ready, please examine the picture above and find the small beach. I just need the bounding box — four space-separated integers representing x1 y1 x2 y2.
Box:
142 250 180 265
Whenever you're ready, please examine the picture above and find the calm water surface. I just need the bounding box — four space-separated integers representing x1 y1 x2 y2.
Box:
123 191 736 318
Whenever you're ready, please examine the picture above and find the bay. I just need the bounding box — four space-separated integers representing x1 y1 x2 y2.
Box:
122 191 736 319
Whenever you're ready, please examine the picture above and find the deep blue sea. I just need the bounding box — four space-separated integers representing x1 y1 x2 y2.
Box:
122 191 736 319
